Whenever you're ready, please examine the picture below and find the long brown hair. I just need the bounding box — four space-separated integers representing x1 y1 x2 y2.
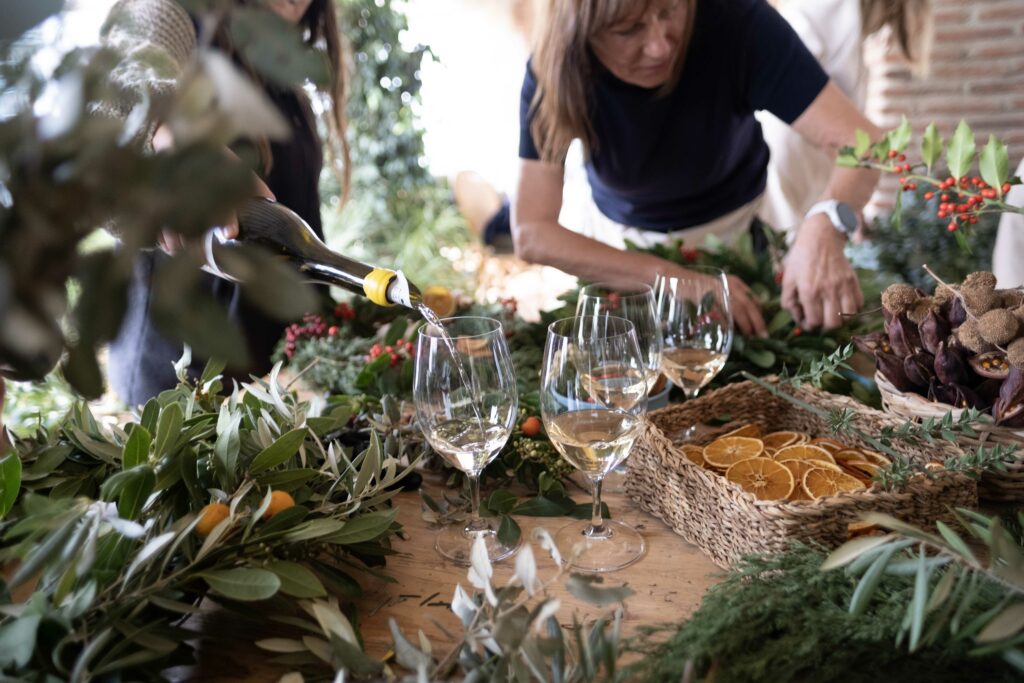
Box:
215 0 351 204
529 0 697 164
861 0 932 71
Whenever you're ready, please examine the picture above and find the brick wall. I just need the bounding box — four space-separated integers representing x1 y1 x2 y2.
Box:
864 0 1024 212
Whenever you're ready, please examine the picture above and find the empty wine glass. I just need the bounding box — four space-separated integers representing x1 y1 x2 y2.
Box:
656 267 734 440
541 315 647 573
576 281 663 395
414 316 520 564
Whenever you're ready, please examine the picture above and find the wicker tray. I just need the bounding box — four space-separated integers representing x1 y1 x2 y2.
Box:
876 371 1024 503
625 380 976 569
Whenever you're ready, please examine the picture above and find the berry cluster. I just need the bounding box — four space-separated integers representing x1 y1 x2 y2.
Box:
283 313 336 359
333 302 355 320
367 339 415 366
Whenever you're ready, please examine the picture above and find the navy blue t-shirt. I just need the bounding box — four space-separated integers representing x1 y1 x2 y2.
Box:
519 0 829 231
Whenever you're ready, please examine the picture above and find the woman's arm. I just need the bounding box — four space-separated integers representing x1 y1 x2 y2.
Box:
782 81 881 330
513 159 767 336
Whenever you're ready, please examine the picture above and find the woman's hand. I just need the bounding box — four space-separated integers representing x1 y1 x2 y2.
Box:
725 274 768 338
781 214 863 330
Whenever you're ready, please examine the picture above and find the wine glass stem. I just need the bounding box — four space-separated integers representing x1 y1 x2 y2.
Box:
465 473 487 533
589 477 606 536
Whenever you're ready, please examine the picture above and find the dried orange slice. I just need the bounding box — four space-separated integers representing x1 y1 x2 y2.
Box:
680 444 705 467
924 460 946 471
762 431 801 450
723 423 762 439
422 285 457 317
859 449 892 466
726 458 794 501
802 468 866 499
703 436 764 469
843 460 882 479
772 444 836 465
848 520 881 538
833 449 866 465
791 433 811 444
808 437 845 454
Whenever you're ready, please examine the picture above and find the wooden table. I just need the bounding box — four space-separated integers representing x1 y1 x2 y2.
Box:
169 472 722 680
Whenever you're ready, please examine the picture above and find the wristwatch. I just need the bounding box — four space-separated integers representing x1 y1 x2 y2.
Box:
805 200 858 238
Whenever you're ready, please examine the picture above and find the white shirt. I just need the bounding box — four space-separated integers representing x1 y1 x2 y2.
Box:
756 0 867 231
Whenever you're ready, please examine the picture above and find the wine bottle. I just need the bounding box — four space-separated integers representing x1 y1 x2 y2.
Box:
205 197 421 308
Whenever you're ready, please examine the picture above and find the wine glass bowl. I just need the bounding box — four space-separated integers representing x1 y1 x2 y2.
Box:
541 315 647 573
656 268 734 400
414 316 519 564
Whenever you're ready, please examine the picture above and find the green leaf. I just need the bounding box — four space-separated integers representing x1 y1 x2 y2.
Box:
122 425 151 470
743 348 776 369
323 509 397 545
0 451 22 518
213 406 242 491
486 489 519 516
908 545 929 651
854 129 871 158
266 560 327 598
284 518 347 543
570 502 611 520
199 568 281 601
979 135 1010 193
822 534 895 570
384 317 409 345
249 427 308 474
0 614 42 668
255 468 319 490
849 545 898 616
200 357 227 386
498 514 521 546
229 7 330 87
835 149 860 168
512 495 575 517
977 602 1024 643
214 245 318 321
140 399 160 434
565 574 634 607
889 115 912 153
921 123 943 172
153 402 183 459
101 465 156 520
945 120 976 180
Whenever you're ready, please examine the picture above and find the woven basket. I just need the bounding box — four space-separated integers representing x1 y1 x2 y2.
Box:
876 371 1024 503
626 380 976 569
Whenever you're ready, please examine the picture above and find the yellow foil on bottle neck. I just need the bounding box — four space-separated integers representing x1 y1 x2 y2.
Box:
363 268 397 306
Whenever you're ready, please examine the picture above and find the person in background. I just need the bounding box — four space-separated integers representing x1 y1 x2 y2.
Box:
104 0 348 406
992 158 1024 287
758 0 932 232
514 0 883 334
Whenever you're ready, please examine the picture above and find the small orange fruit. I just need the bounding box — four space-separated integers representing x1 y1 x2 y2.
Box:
263 490 296 519
521 416 542 438
680 444 705 467
802 468 866 499
772 444 836 465
421 286 456 317
196 503 230 537
726 458 794 501
703 436 763 469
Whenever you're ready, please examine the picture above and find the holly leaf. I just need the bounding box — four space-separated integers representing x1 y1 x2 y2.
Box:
854 129 871 158
979 135 1009 194
945 120 976 181
889 115 912 153
921 123 943 173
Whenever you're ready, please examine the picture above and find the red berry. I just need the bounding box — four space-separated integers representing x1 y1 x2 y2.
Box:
937 211 948 219
941 194 950 201
982 188 998 199
924 192 934 200
1003 183 1013 193
908 183 917 190
328 325 338 336
390 354 400 367
898 154 906 162
792 327 802 337
898 176 906 185
970 217 978 225
774 271 784 285
947 223 957 232
888 150 898 159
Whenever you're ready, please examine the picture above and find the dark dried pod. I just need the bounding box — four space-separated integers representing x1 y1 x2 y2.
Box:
885 315 911 357
975 378 1003 409
904 352 935 388
931 382 983 409
853 331 891 356
919 310 949 355
876 351 916 392
934 342 968 385
994 367 1024 425
949 297 967 327
967 351 1010 379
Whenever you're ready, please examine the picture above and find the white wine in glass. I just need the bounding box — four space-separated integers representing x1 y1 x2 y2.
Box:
541 315 647 573
414 316 520 564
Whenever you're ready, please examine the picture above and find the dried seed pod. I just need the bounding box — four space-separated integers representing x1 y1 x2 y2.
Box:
853 331 891 355
1012 305 1024 326
919 310 949 355
906 297 938 324
994 366 1024 425
999 288 1024 309
931 382 984 410
964 271 998 291
934 342 968 385
876 351 916 392
1008 338 1024 370
904 352 935 388
949 297 968 327
961 279 998 316
885 314 922 357
956 318 995 354
975 378 1002 410
977 308 1019 346
881 283 920 317
967 351 1009 379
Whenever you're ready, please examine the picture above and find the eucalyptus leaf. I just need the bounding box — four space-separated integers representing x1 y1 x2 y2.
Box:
266 560 327 598
199 567 281 601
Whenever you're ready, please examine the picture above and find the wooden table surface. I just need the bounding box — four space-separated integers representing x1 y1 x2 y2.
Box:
168 472 723 681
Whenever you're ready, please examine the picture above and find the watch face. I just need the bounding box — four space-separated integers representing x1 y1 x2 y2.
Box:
836 202 858 233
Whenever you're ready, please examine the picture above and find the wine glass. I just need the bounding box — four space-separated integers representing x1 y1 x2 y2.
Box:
656 267 734 440
576 281 663 395
540 315 647 572
414 316 520 564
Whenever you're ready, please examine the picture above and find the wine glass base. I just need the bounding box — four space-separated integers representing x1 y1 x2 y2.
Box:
435 524 521 565
555 519 646 573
